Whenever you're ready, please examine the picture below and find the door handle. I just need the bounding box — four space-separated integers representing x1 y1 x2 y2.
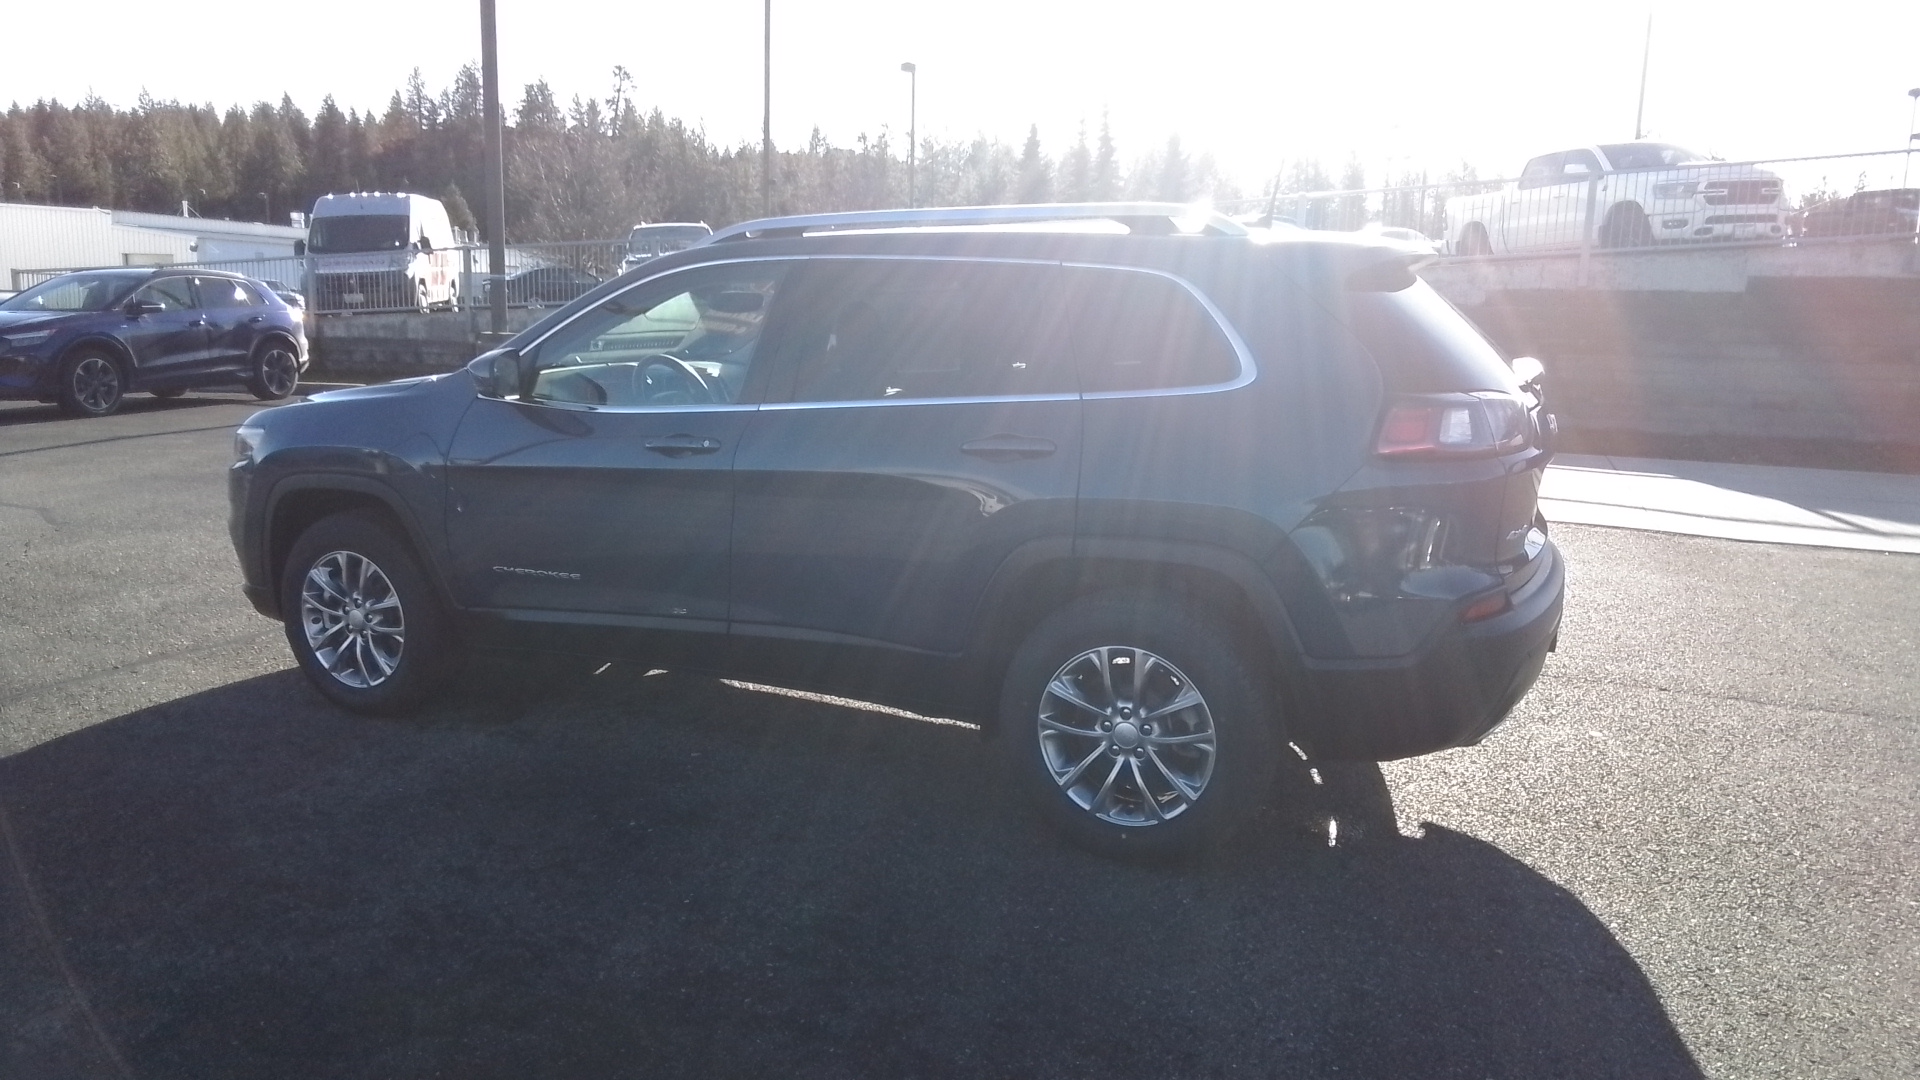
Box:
247 315 265 324
961 434 1056 460
643 434 723 458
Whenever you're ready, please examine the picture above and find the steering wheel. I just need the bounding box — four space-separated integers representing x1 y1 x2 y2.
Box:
636 353 717 406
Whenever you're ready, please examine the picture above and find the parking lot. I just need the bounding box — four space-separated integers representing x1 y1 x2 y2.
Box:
2 395 1915 1079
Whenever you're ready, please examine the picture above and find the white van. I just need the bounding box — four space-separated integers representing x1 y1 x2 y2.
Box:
301 193 460 312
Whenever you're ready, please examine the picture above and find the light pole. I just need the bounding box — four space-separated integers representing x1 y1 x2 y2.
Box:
258 192 270 224
480 0 509 336
762 0 772 216
1904 88 1920 190
900 62 917 208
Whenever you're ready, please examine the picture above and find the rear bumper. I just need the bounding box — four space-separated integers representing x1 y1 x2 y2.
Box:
1293 537 1564 761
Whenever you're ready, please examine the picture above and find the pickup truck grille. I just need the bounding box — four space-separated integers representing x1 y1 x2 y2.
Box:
1702 180 1781 206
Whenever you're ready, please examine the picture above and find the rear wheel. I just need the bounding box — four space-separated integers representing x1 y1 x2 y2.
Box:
247 339 300 400
56 350 125 418
280 511 457 714
998 592 1280 859
1458 223 1493 256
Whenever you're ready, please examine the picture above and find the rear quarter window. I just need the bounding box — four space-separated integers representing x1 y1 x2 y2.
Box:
1342 279 1520 394
1062 266 1241 393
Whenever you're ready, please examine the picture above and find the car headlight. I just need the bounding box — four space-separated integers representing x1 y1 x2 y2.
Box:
3 330 53 349
233 425 265 465
1650 181 1700 200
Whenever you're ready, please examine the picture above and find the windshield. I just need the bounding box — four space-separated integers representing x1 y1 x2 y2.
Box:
0 271 144 312
309 214 410 254
1599 142 1709 170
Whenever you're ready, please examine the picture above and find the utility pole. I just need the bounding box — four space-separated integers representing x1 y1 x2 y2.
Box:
762 0 773 217
901 63 917 208
1633 13 1652 140
480 0 508 336
1904 88 1920 190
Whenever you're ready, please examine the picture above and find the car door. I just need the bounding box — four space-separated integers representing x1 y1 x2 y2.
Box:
1507 153 1563 250
1546 149 1602 247
728 257 1082 689
443 260 792 647
119 275 211 385
195 276 269 373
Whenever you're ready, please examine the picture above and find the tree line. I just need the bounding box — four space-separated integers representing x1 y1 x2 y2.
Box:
0 67 1299 244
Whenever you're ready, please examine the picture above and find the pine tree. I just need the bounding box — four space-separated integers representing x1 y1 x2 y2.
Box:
1016 125 1052 203
1090 113 1119 200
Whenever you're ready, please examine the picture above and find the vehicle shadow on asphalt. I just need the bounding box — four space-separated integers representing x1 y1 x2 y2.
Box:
0 667 1703 1080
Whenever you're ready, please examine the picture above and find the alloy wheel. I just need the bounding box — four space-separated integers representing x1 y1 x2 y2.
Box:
259 346 299 396
71 356 121 413
1037 646 1217 826
300 550 406 689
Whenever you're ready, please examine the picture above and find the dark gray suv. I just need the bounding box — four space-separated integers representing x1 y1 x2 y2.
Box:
229 204 1564 857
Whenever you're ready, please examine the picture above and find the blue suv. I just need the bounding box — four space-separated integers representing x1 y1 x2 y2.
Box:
0 267 308 417
228 204 1564 857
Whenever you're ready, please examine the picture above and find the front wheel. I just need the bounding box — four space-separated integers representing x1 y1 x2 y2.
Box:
280 511 457 714
998 592 1280 859
1600 205 1654 248
56 351 125 417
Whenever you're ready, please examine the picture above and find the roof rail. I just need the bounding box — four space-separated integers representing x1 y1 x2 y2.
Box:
702 203 1249 244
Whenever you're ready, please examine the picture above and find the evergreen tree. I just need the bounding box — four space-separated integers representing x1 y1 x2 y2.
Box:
1016 125 1052 203
1090 113 1119 200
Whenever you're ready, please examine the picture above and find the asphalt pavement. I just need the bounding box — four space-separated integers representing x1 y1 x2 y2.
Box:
1 393 1915 1079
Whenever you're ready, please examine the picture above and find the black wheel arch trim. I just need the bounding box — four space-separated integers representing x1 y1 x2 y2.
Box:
963 534 1318 730
255 473 452 621
60 335 136 380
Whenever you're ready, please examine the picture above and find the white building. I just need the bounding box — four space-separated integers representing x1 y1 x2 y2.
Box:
1 203 307 292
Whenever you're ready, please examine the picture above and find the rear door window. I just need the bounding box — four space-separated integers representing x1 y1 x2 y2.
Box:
197 278 264 308
764 259 1075 403
1062 266 1241 393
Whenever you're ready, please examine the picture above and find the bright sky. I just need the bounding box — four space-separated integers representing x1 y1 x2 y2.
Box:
7 1 1919 196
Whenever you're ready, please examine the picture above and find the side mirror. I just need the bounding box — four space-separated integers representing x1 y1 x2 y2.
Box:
293 239 306 257
124 299 165 317
1511 355 1546 395
418 234 434 254
468 350 522 399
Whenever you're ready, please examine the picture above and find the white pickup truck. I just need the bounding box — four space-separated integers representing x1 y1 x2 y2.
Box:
1445 142 1785 255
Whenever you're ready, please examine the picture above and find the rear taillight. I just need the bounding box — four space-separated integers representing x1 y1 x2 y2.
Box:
1376 393 1530 459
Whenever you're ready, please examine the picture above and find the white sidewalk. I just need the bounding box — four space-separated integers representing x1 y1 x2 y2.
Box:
1540 454 1920 554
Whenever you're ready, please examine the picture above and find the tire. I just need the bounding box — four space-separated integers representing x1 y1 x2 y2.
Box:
247 339 301 400
1600 204 1654 248
150 388 186 400
280 511 457 715
55 350 126 418
1458 223 1493 256
415 280 431 314
998 591 1281 859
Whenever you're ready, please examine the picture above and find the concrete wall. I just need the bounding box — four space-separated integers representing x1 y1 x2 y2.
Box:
1440 276 1920 470
308 309 547 381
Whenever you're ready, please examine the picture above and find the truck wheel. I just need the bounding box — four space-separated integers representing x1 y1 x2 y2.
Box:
1601 205 1654 248
998 591 1281 859
415 280 431 314
1458 223 1492 256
